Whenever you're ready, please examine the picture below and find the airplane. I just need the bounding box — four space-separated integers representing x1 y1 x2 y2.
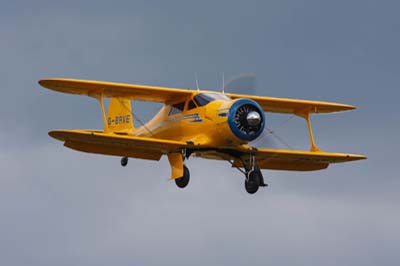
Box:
39 78 366 194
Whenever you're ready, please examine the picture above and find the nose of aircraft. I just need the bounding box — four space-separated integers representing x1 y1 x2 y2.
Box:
246 111 261 126
227 98 265 142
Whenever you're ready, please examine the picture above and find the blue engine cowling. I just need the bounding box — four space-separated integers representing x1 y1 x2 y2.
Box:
227 99 265 142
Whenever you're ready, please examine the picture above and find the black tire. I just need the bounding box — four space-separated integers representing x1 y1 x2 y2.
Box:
121 157 128 167
175 165 190 189
245 170 260 194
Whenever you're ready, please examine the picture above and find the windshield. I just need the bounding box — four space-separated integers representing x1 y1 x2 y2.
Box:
194 93 231 106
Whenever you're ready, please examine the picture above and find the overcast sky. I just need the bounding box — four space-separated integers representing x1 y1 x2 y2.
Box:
1 1 399 265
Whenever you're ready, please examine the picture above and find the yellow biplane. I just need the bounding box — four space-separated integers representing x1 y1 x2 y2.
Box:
39 78 366 194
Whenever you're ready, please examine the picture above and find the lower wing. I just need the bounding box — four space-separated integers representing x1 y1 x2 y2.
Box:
49 130 366 171
234 146 366 171
49 130 187 161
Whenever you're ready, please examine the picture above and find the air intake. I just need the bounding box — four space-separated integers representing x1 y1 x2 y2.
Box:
228 99 265 141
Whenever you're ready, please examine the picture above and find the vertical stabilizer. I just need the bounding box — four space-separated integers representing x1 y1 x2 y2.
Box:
107 98 134 133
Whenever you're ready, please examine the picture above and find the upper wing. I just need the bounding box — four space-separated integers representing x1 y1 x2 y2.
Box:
234 146 366 171
39 78 193 102
226 93 355 114
49 130 187 161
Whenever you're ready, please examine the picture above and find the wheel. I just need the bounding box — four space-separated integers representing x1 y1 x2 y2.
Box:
121 157 128 167
175 165 190 189
244 170 260 194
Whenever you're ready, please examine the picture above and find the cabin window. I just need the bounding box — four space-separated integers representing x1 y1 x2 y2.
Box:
187 100 197 110
169 102 185 115
194 93 231 106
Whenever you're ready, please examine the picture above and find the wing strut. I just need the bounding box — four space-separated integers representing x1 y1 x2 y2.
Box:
295 110 320 152
91 93 109 132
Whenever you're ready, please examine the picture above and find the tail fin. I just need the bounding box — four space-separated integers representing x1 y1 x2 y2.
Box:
107 98 134 133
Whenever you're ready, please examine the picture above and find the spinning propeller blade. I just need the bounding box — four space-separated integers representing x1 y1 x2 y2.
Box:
223 73 257 95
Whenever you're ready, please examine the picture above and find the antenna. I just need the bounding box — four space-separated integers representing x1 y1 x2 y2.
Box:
195 72 200 91
222 72 225 94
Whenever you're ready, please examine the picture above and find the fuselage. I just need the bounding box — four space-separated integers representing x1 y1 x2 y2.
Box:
133 91 265 148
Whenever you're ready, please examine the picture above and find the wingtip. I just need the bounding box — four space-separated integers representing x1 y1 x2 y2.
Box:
38 78 51 88
351 154 367 161
48 130 57 138
48 130 64 141
339 103 356 112
38 78 66 87
348 104 357 111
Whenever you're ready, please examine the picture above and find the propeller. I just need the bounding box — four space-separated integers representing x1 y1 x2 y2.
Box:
251 126 294 149
222 73 294 149
251 129 281 149
223 73 257 95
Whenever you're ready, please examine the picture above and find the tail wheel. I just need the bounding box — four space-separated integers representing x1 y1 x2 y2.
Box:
245 170 260 194
175 165 190 189
121 157 128 167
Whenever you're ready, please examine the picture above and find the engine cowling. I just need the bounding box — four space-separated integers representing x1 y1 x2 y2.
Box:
227 99 265 142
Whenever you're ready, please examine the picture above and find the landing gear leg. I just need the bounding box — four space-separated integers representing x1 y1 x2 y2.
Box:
121 157 128 167
175 165 190 189
243 155 267 194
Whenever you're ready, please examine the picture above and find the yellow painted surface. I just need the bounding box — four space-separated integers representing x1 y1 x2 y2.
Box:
40 78 367 172
39 78 193 102
167 153 184 179
49 130 186 158
40 78 356 113
134 98 239 147
226 92 356 113
106 98 134 133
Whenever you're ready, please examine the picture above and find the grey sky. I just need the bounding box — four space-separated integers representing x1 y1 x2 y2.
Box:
1 1 399 265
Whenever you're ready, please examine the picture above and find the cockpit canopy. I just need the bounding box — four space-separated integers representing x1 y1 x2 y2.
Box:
194 93 231 107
